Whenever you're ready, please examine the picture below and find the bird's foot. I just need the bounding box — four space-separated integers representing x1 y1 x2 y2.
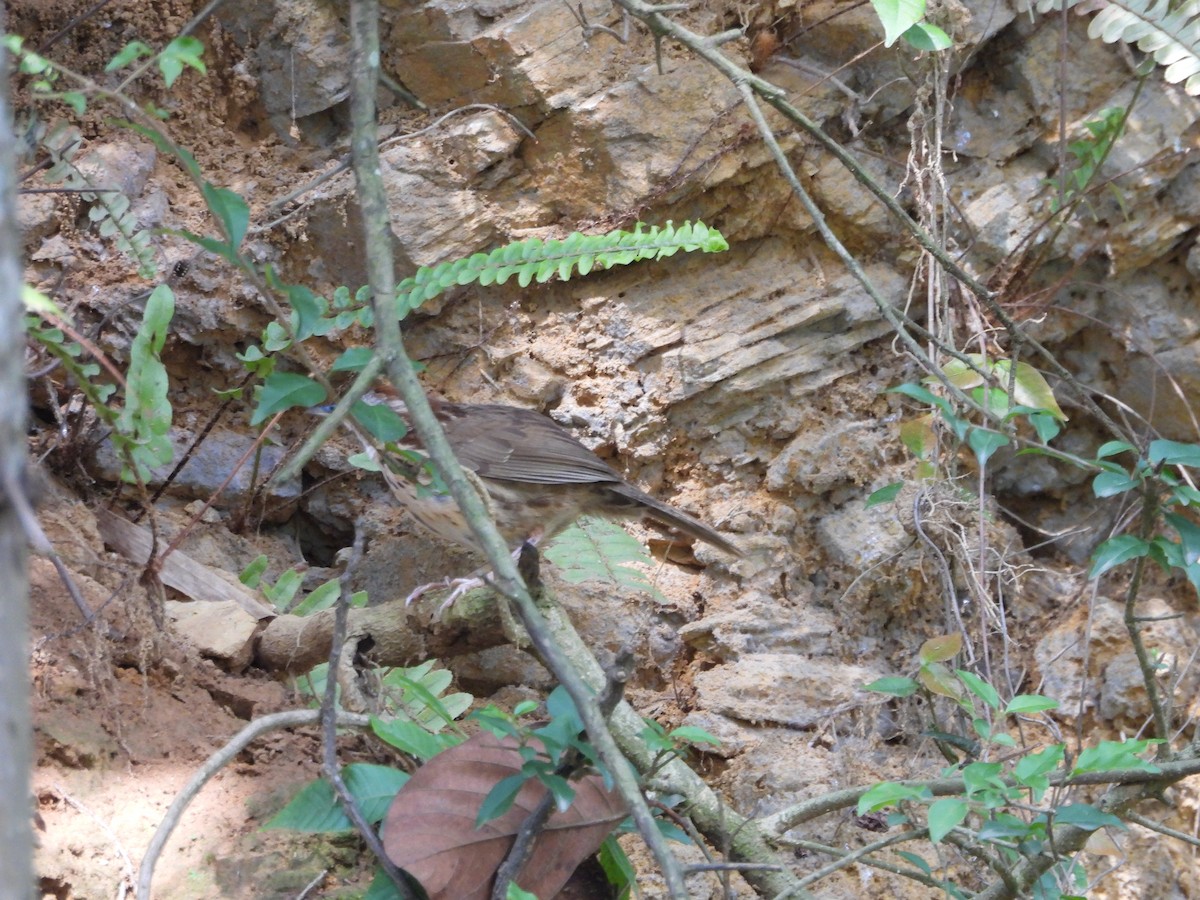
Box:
404 575 486 611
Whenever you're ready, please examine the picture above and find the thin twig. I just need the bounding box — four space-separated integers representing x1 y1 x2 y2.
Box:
319 524 416 896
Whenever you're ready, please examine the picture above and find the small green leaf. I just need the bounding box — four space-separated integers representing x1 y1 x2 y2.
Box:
1149 439 1200 467
968 428 1008 465
1088 535 1151 579
264 764 408 831
1004 694 1059 715
1096 440 1136 460
477 773 528 827
1002 360 1067 421
955 669 999 709
927 797 969 843
896 851 931 875
870 0 927 46
1092 469 1139 498
1053 803 1124 831
239 555 269 588
252 373 327 426
332 347 375 372
864 676 919 697
1164 512 1200 565
370 716 458 762
201 183 249 250
902 21 952 50
159 35 206 88
348 451 382 472
281 283 328 341
105 40 153 71
857 781 930 814
290 580 342 617
918 662 965 700
1013 744 1065 796
865 482 904 508
352 400 408 443
668 726 721 746
1072 739 1162 775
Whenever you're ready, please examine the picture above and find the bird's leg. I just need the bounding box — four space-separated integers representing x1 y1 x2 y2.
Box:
407 530 547 615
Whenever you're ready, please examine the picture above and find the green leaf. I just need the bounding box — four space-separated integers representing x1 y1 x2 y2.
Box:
902 21 952 50
979 812 1040 841
857 782 930 814
252 373 327 426
477 773 528 826
280 283 328 340
864 676 918 697
105 40 154 70
865 482 904 508
263 320 291 353
1092 468 1139 498
1000 360 1067 421
955 669 999 709
598 834 637 898
505 885 538 900
352 400 408 443
1027 411 1061 443
1013 744 1065 799
968 428 1008 466
289 579 343 617
332 347 375 372
239 555 269 588
370 716 459 761
264 764 408 831
544 516 665 600
201 183 249 250
169 227 240 266
1149 439 1200 467
1096 440 1136 460
1053 803 1124 831
159 35 206 88
889 382 954 420
1088 535 1151 579
57 92 87 115
961 761 1005 800
1164 512 1200 565
896 851 932 875
263 568 303 609
927 797 969 843
918 662 964 700
870 0 927 46
1072 739 1162 775
115 284 175 482
1004 694 1059 715
899 414 935 459
667 726 721 746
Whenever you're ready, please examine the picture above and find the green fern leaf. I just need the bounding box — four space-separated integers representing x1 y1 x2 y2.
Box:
544 517 666 601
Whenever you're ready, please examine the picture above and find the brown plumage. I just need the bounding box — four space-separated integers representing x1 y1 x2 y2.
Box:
365 396 742 559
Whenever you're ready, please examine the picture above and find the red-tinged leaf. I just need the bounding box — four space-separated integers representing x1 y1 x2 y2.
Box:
380 731 627 899
918 633 963 664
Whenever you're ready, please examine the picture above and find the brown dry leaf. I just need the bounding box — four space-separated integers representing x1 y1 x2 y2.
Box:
381 730 627 899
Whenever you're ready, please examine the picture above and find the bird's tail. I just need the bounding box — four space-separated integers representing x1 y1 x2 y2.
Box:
608 483 743 557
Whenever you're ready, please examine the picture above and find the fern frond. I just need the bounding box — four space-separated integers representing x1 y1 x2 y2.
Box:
544 516 667 601
396 220 728 315
1024 0 1200 95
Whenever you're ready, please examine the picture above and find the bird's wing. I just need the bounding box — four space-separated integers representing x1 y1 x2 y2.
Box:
440 405 622 485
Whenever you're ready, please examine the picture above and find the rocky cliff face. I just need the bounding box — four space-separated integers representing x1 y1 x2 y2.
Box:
16 0 1200 896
